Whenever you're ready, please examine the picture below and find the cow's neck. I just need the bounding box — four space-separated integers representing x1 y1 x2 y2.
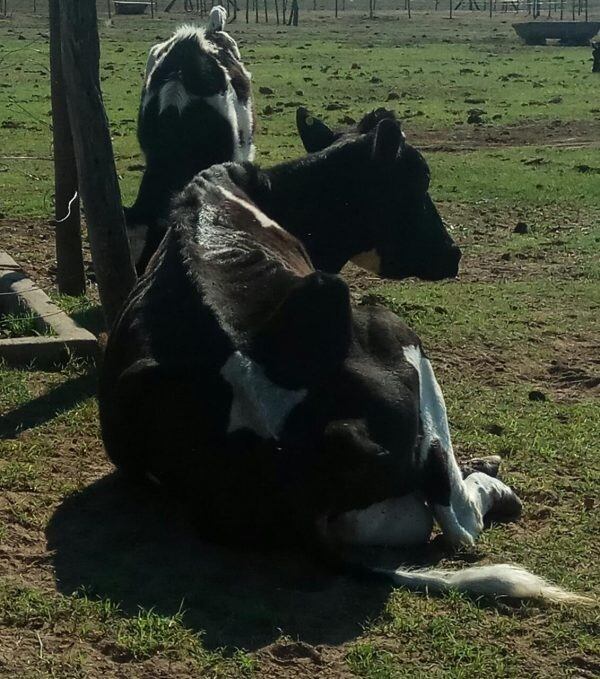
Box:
253 154 373 274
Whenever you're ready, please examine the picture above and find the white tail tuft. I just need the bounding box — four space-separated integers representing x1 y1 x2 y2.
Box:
374 563 592 604
207 6 227 33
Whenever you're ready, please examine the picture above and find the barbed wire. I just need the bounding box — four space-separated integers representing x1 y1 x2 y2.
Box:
0 285 58 296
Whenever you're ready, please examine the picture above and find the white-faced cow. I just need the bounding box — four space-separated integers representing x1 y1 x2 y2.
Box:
99 161 585 603
125 7 254 273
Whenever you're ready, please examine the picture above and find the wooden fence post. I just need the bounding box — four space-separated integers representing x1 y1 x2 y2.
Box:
59 0 136 327
49 0 86 297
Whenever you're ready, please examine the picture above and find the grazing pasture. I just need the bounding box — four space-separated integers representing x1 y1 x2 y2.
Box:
1 5 599 678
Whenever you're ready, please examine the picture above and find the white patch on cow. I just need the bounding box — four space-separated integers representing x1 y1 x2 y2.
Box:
351 249 381 274
216 186 286 233
207 5 227 32
205 90 241 160
402 345 452 463
157 79 194 116
218 31 242 61
144 41 166 81
234 95 255 162
402 344 484 547
320 494 433 547
221 351 307 439
464 472 521 521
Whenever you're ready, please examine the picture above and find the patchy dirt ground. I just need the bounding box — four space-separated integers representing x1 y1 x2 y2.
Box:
415 118 600 152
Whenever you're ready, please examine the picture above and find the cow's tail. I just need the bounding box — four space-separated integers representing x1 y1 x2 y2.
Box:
207 5 227 32
370 563 591 604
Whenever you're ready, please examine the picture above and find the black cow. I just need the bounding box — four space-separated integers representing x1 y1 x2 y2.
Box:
593 42 600 73
175 114 457 280
125 7 254 273
99 164 583 604
294 106 460 278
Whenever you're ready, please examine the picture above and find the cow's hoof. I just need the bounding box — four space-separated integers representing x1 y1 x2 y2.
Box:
462 455 502 479
463 472 523 529
485 486 523 525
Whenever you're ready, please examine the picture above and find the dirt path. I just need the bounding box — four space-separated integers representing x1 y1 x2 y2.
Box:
413 118 600 152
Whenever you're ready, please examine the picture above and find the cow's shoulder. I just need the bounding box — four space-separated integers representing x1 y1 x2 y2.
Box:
351 303 421 365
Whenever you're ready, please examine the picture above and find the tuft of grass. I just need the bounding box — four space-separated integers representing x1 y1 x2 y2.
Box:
51 294 105 335
0 310 53 339
346 642 398 679
0 460 39 491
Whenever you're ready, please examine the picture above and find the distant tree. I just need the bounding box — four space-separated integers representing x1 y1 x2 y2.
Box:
288 0 299 24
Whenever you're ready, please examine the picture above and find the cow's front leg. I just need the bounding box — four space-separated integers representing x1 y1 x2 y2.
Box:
425 441 522 548
401 344 521 549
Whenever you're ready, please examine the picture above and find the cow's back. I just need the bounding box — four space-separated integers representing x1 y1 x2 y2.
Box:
100 168 321 544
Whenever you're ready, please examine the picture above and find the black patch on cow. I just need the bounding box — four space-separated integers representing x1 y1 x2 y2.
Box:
296 107 338 153
289 106 462 278
252 272 352 389
421 440 452 507
126 29 253 275
357 107 398 134
146 35 227 100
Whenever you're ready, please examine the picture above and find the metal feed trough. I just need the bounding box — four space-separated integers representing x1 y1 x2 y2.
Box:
513 21 600 46
0 251 97 367
114 1 151 15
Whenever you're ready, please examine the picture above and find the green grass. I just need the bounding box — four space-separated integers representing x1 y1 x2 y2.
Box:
0 580 244 674
51 294 104 334
0 310 50 338
432 146 600 208
367 278 600 363
1 9 599 215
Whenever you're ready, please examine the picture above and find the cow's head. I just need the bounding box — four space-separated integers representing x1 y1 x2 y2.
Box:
296 107 461 281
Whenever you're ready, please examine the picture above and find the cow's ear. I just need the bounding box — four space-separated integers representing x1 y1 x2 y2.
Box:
372 118 404 164
254 272 352 387
296 107 336 153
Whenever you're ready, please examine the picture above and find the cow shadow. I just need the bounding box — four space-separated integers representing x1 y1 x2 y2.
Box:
47 473 445 652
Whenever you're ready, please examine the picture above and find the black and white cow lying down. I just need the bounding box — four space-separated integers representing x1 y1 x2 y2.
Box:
100 162 585 604
125 7 254 273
